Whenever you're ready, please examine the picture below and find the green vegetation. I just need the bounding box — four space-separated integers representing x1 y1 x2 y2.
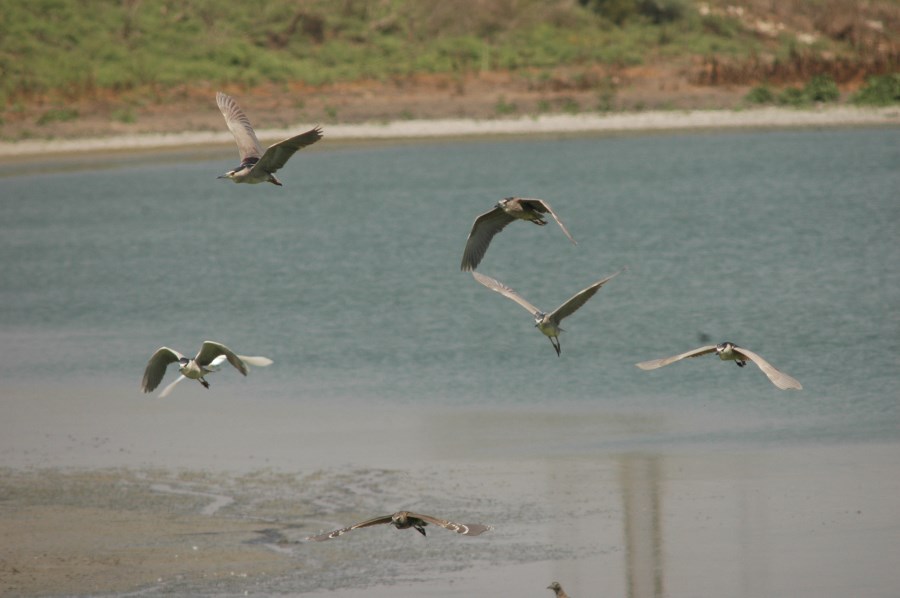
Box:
853 74 900 106
112 107 137 123
579 0 688 25
36 107 79 125
776 86 810 107
494 96 517 116
744 75 846 107
561 98 581 113
744 85 775 105
803 75 840 103
0 0 896 112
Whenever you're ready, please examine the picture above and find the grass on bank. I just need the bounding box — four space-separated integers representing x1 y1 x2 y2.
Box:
744 73 900 107
2 0 896 109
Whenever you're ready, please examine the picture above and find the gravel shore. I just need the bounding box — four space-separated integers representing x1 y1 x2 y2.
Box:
1 105 896 158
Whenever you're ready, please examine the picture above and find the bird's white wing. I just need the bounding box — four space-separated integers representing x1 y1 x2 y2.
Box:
472 271 541 316
141 347 183 393
733 346 802 390
460 207 516 271
411 513 492 536
549 268 623 324
158 374 187 398
196 341 248 375
205 354 229 371
518 198 577 245
216 92 263 161
255 127 323 174
635 345 718 370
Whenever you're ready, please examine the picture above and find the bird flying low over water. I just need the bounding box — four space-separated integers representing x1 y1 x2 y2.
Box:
461 197 576 271
635 341 802 390
216 91 322 186
306 511 492 541
472 269 623 356
141 341 273 397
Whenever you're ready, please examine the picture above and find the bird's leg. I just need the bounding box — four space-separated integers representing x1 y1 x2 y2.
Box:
549 336 561 356
200 378 210 389
735 360 746 368
414 524 427 537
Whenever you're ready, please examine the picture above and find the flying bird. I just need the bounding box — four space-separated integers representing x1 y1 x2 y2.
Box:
216 91 322 186
461 197 576 271
472 269 623 356
141 341 273 397
306 511 492 541
635 341 802 390
547 582 571 598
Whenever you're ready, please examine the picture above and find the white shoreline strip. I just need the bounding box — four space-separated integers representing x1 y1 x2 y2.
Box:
1 106 896 157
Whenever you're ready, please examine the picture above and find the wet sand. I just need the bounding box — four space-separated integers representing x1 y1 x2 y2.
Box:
2 386 899 597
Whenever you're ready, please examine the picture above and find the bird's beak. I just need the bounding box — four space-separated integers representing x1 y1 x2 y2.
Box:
217 174 227 179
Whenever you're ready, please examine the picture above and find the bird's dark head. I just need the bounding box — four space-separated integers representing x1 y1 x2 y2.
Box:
178 357 190 366
498 197 514 208
716 342 735 353
547 581 563 592
534 312 546 326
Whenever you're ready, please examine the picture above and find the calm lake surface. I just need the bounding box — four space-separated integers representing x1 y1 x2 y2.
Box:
1 126 899 597
2 127 898 445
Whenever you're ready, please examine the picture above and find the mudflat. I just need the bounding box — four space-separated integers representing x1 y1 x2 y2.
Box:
2 388 899 597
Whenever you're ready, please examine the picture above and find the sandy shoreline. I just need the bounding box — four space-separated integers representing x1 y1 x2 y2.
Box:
2 388 900 597
3 443 899 597
1 105 897 158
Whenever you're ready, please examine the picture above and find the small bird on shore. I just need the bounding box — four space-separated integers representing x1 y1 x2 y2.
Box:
635 341 802 390
216 91 322 186
141 341 273 397
461 197 576 271
472 269 623 356
547 581 571 598
306 511 492 541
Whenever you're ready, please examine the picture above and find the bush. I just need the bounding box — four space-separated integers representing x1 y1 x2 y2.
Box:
579 0 687 24
777 87 809 107
852 74 900 106
745 85 775 104
803 74 839 103
773 75 840 107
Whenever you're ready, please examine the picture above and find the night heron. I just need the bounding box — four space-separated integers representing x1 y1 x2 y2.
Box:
547 582 571 598
472 269 623 356
216 91 322 186
306 511 492 541
636 341 802 390
461 197 576 271
141 340 273 397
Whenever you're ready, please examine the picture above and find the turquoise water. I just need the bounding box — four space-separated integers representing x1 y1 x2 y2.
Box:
1 127 898 447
